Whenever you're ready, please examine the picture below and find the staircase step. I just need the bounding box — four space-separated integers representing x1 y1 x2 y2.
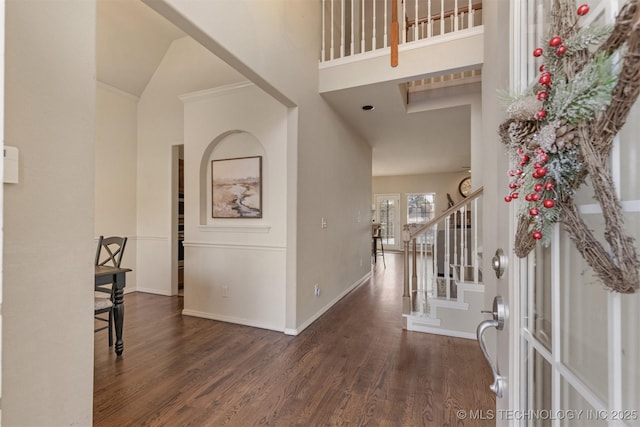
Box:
430 297 469 311
456 282 485 292
404 313 476 339
403 313 441 327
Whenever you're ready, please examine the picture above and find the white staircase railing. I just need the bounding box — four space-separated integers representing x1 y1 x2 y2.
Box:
402 187 483 318
320 0 484 63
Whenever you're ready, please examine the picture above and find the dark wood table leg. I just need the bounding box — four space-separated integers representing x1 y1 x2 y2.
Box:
113 272 126 356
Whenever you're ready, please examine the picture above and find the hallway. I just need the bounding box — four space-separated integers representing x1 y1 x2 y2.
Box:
94 253 494 426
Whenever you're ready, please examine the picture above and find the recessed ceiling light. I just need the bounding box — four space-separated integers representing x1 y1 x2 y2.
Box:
362 105 375 111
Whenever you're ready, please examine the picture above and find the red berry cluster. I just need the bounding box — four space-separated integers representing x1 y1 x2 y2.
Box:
505 147 557 240
504 4 590 241
530 4 590 122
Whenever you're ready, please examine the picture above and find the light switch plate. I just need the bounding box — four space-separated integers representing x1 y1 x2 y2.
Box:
4 146 19 184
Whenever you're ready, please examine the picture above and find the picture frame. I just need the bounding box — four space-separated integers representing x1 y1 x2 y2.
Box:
211 156 262 218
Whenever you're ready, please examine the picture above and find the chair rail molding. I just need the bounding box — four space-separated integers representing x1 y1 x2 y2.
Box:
182 241 285 252
197 224 272 233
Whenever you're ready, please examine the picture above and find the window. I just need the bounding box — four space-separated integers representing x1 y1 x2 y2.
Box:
407 193 435 224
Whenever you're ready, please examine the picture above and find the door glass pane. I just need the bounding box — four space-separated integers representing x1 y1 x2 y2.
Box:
560 379 607 426
559 213 608 402
376 196 397 247
533 242 552 350
622 212 640 426
619 100 640 200
522 345 552 427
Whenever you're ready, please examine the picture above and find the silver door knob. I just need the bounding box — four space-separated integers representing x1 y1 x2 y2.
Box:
491 248 507 278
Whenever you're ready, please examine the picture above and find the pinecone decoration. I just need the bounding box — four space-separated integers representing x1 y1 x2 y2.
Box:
555 122 577 151
509 120 538 147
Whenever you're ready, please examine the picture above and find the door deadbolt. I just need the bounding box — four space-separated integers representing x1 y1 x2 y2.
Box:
491 248 507 279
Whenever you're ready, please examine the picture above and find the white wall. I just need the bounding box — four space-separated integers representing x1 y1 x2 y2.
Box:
146 0 373 333
95 83 138 288
180 83 288 331
0 0 5 418
136 36 245 295
3 0 95 424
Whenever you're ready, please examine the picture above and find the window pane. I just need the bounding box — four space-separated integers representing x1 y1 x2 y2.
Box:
622 212 640 427
533 241 552 351
560 379 607 427
619 100 640 200
407 193 435 224
520 343 552 427
559 214 609 402
377 197 397 246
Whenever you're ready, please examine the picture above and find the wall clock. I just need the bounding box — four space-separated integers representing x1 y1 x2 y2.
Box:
458 176 471 198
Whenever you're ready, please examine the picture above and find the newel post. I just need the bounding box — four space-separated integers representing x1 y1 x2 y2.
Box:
402 224 411 316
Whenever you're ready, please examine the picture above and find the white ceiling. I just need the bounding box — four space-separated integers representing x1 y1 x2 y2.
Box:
321 81 475 176
97 0 473 177
97 0 187 96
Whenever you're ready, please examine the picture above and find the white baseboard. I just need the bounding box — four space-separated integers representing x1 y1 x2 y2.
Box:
181 309 284 333
285 271 372 336
134 287 173 296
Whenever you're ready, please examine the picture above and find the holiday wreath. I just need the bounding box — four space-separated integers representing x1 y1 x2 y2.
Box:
499 0 640 293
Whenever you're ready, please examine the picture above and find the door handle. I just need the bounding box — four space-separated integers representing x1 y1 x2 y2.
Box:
477 296 506 398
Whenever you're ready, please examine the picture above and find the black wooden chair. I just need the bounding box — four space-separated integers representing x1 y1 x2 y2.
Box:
372 224 386 267
94 235 127 347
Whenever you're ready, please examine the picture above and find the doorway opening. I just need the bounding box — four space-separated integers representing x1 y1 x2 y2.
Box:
172 144 184 296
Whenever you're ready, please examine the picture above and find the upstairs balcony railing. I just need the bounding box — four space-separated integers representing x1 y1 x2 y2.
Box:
403 187 483 316
321 0 483 63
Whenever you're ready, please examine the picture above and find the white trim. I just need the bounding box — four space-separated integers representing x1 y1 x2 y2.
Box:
608 292 623 417
429 297 469 311
96 81 140 101
406 74 481 92
178 81 253 103
284 272 371 336
522 328 609 413
319 26 484 68
134 235 169 242
456 282 485 293
181 309 284 333
509 0 526 415
551 223 562 427
134 288 172 296
182 241 286 252
198 224 272 233
555 363 608 413
522 329 552 362
578 200 640 214
403 313 441 326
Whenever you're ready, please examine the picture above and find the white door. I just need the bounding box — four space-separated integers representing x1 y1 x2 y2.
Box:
481 1 640 426
374 193 402 251
477 1 517 424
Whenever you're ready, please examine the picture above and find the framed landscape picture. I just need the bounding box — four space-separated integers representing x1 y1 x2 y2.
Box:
212 156 262 218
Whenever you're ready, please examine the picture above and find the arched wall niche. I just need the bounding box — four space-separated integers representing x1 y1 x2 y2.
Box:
199 130 266 225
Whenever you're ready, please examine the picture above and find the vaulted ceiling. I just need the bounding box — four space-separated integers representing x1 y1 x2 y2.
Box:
97 0 472 177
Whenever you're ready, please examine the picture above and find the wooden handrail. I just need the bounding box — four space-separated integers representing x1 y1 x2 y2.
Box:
406 2 483 29
405 186 483 240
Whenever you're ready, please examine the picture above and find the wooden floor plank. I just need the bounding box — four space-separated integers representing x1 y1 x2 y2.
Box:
94 253 495 426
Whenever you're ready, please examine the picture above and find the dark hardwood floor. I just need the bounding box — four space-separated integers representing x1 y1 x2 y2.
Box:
94 253 495 426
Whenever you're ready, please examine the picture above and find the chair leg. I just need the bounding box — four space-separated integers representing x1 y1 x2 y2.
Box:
379 237 386 268
108 309 114 347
